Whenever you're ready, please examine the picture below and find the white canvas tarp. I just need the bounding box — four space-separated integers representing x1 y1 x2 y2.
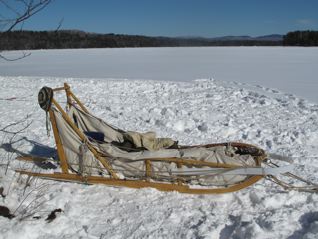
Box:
53 105 258 186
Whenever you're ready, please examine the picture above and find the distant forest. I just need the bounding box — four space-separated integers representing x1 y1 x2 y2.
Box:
283 31 318 46
0 30 317 50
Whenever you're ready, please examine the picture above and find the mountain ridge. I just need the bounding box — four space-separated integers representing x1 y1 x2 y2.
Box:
176 34 283 41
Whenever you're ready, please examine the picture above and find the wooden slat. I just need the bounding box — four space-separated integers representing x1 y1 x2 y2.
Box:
145 160 152 180
64 83 72 108
49 109 69 174
63 83 89 113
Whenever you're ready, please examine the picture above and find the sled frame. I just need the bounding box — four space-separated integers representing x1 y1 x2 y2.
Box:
17 83 266 194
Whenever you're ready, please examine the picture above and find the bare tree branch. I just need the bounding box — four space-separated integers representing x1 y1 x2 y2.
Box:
4 0 52 32
0 0 52 60
0 114 33 174
55 16 63 32
0 51 31 61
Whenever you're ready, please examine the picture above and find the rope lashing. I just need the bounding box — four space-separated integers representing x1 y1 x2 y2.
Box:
38 86 53 111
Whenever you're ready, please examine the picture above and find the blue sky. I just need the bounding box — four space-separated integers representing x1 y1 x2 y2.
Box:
2 0 318 37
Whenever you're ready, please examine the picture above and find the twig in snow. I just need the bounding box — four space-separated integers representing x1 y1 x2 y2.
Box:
46 208 63 223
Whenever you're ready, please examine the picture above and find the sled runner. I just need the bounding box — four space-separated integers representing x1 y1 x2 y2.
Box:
16 83 318 194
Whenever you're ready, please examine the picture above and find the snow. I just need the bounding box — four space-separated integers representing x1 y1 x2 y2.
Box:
1 47 318 102
0 47 318 238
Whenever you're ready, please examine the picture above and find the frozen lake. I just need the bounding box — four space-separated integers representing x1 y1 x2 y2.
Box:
1 47 318 102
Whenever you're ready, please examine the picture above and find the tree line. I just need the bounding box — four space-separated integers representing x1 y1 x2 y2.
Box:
0 30 317 50
0 30 281 50
283 30 318 46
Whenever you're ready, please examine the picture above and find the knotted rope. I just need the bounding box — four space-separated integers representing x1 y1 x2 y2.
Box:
38 86 53 136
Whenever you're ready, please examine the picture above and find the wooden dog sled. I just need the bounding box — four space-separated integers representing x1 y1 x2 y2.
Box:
16 83 317 194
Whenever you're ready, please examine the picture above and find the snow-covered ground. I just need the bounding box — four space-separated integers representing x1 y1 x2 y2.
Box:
0 47 318 238
1 47 318 103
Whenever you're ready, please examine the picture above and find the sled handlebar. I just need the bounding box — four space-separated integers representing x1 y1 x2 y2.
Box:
53 83 71 93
